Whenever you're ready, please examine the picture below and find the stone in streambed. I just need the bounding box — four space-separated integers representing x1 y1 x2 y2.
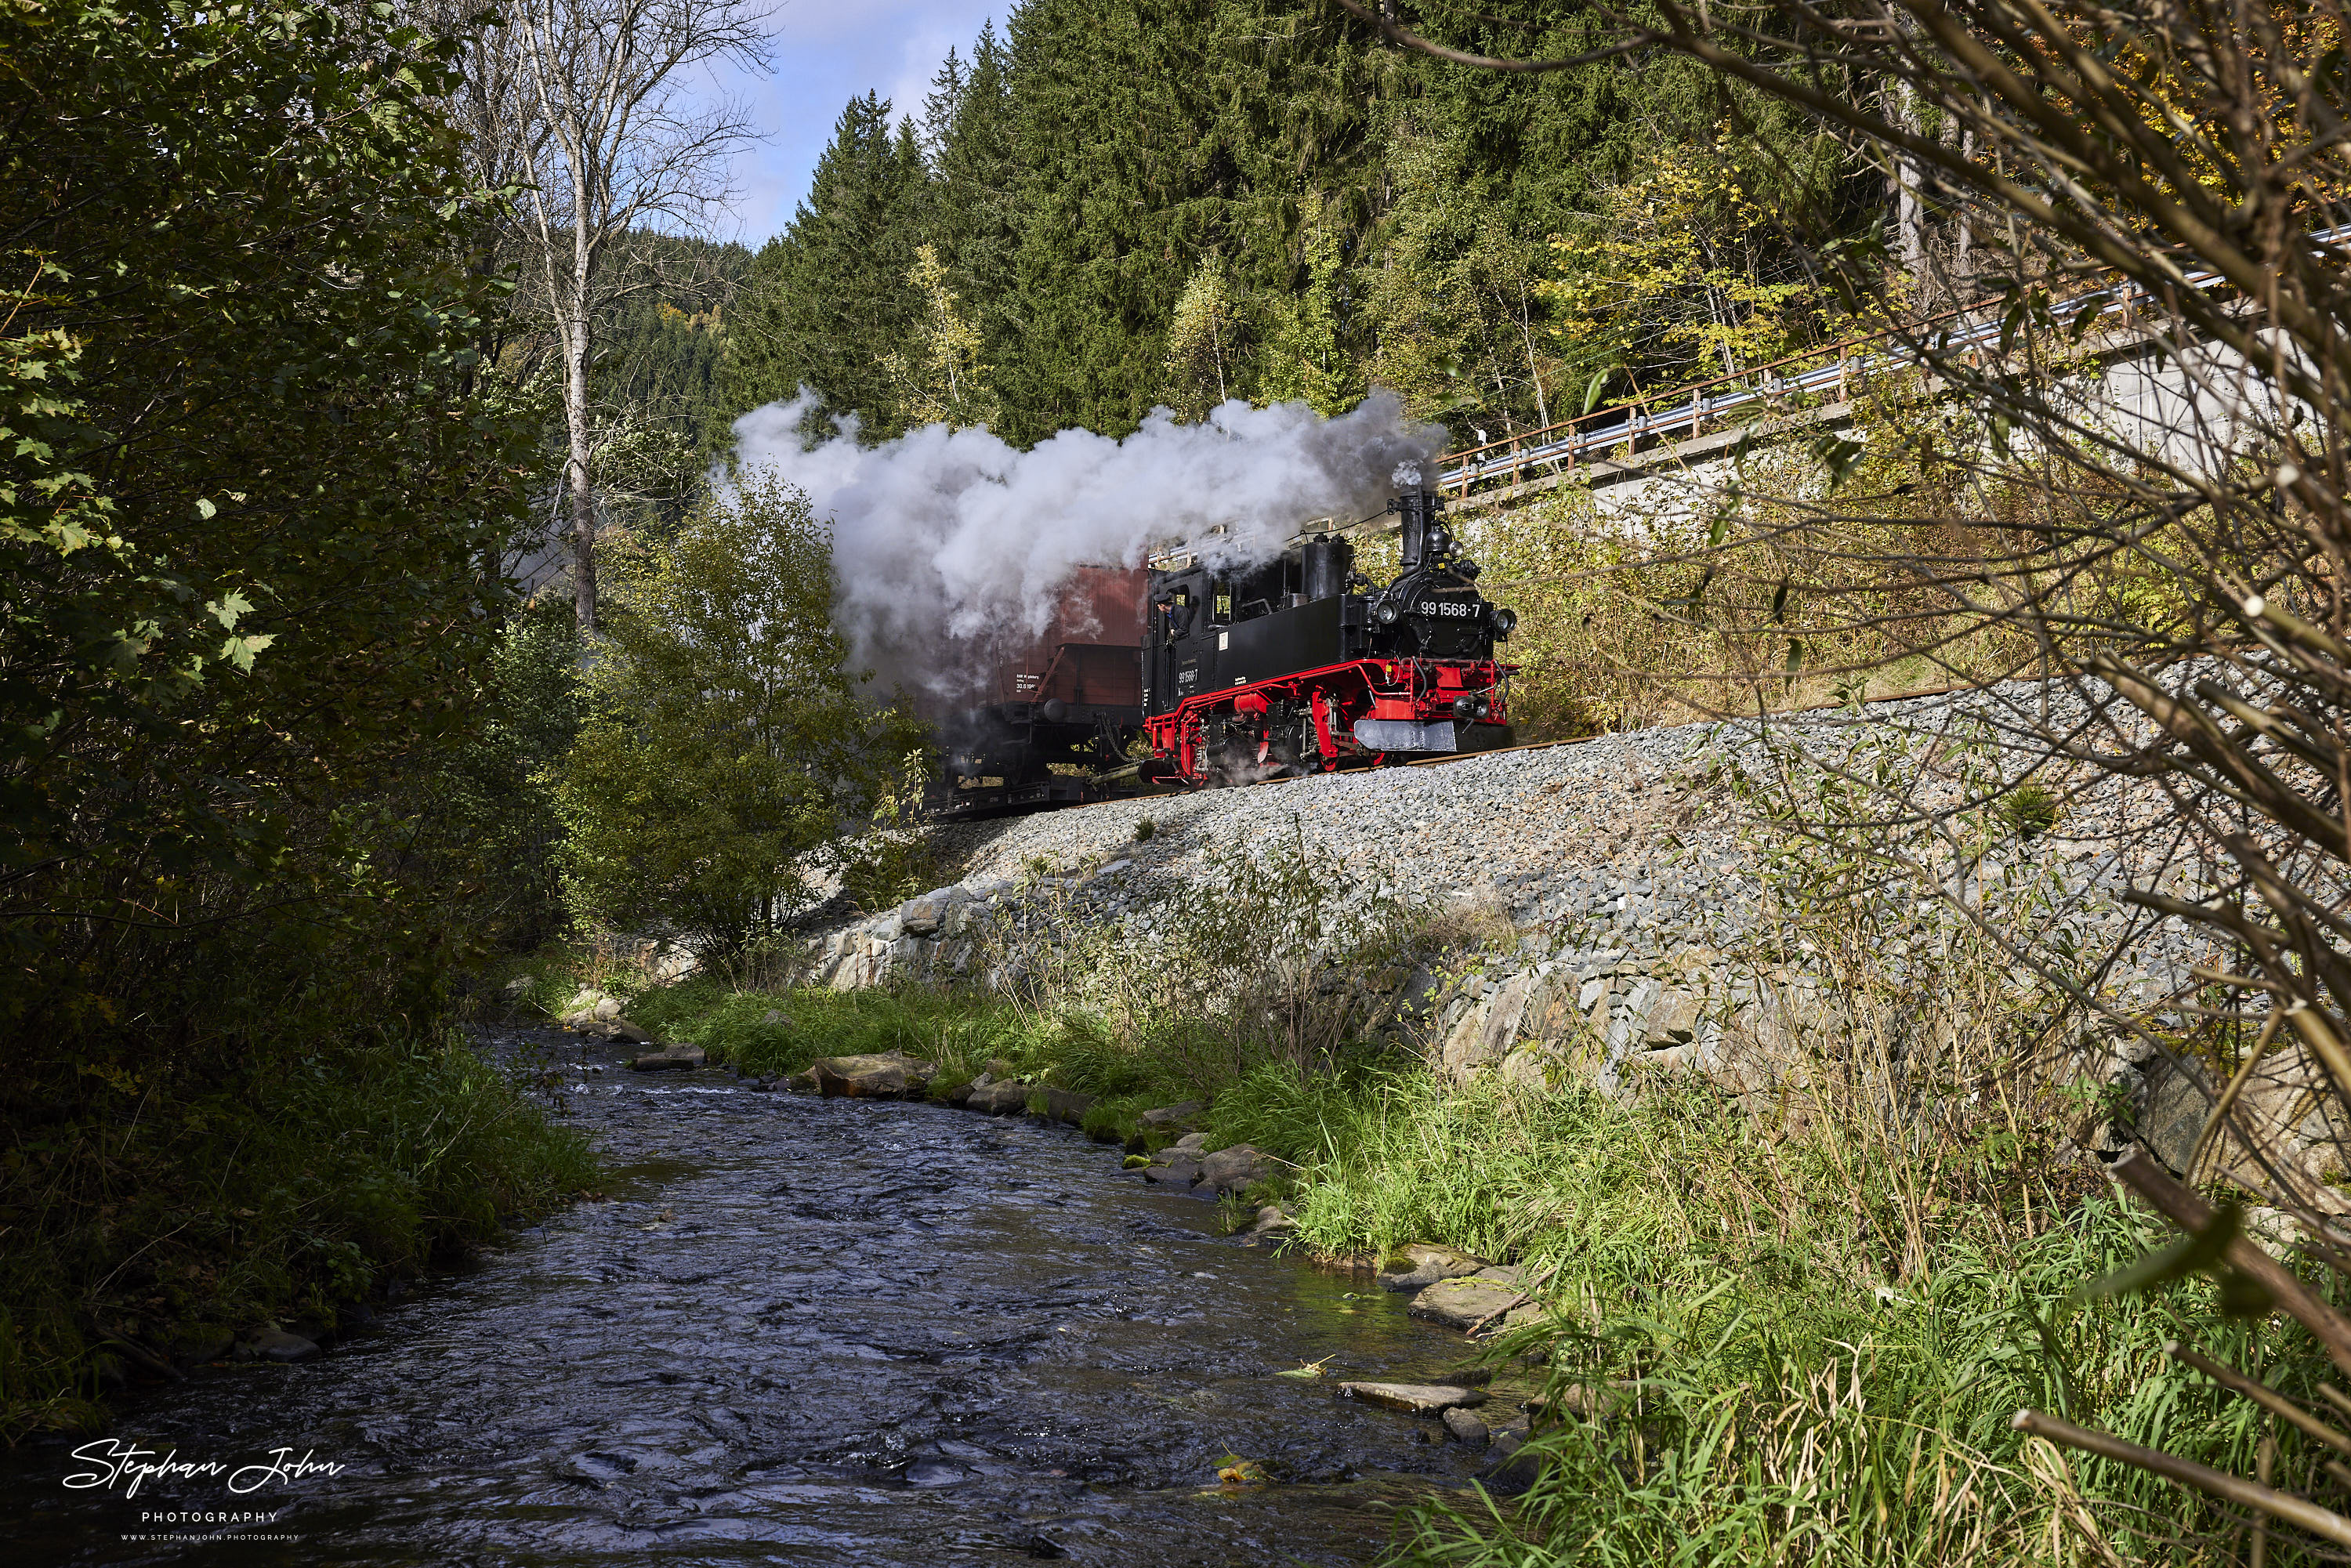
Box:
1339 1381 1488 1414
560 992 655 1043
1378 1243 1487 1292
1197 1143 1267 1193
1479 1424 1542 1495
1139 1100 1204 1129
903 1459 968 1487
1443 1407 1491 1447
1407 1267 1534 1331
965 1078 1031 1115
1038 1088 1095 1126
629 1044 706 1071
810 1052 933 1099
1145 1153 1201 1187
243 1327 320 1364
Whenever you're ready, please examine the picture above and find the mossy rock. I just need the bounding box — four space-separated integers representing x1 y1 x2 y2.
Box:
1081 1102 1136 1144
166 1324 235 1363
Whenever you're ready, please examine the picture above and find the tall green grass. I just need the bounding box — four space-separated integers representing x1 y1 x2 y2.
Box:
0 1034 596 1440
1235 1067 2311 1566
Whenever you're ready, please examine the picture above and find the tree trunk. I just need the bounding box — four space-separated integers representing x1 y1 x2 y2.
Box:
1893 78 1927 302
565 313 597 635
1516 285 1550 428
564 191 599 635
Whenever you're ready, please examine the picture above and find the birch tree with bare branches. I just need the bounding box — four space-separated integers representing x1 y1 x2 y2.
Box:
462 0 771 633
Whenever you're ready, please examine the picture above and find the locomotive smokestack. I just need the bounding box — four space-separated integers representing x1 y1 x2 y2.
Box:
1393 487 1444 572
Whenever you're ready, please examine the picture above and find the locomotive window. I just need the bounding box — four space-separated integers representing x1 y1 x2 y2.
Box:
1215 592 1232 621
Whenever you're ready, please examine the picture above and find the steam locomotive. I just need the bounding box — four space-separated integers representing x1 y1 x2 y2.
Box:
925 486 1516 816
1142 487 1516 784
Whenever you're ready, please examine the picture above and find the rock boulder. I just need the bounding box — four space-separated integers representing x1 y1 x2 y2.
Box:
1145 1153 1202 1187
629 1044 707 1071
810 1052 935 1099
1443 1407 1491 1447
244 1327 320 1365
1407 1267 1536 1331
1339 1382 1488 1414
1038 1088 1096 1126
965 1079 1032 1115
1197 1144 1268 1194
1377 1243 1487 1292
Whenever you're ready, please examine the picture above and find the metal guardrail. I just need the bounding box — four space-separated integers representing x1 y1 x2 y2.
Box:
1433 227 2351 495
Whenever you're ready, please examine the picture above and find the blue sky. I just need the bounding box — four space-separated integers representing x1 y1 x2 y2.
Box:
708 0 1005 247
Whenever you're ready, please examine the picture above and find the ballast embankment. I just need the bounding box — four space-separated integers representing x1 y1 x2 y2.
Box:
796 680 2319 1200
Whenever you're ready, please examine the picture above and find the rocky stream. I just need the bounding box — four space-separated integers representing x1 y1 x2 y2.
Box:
0 1030 1538 1566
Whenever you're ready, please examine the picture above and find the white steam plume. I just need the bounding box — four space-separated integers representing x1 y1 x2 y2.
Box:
729 390 1445 697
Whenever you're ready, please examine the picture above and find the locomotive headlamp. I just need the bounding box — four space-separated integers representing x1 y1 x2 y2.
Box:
1494 607 1519 636
1427 524 1455 557
1376 602 1400 625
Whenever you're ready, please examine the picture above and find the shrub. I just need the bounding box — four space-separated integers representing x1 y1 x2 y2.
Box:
553 477 925 954
1998 780 2063 840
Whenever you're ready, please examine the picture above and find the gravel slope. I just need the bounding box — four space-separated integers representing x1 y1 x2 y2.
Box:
926 679 2158 961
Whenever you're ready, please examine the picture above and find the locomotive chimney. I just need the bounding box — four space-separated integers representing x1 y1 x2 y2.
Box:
1393 488 1443 571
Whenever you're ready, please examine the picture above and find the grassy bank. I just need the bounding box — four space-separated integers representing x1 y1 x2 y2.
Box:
574 954 2329 1566
0 1034 596 1441
1281 1074 2292 1565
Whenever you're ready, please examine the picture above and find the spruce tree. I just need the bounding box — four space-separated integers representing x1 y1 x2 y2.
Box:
723 93 929 445
927 22 1023 410
994 0 1224 444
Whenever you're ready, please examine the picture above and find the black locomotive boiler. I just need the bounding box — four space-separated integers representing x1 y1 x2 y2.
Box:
1142 487 1517 784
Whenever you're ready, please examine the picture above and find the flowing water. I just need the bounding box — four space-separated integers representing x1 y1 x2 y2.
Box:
2 1031 1520 1566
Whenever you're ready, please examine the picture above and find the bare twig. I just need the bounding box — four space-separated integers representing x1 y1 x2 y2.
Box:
2168 1339 2351 1457
2111 1150 2351 1379
2016 1408 2351 1547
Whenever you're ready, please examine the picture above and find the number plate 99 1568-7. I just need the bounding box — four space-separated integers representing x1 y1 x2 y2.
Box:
1414 600 1478 617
